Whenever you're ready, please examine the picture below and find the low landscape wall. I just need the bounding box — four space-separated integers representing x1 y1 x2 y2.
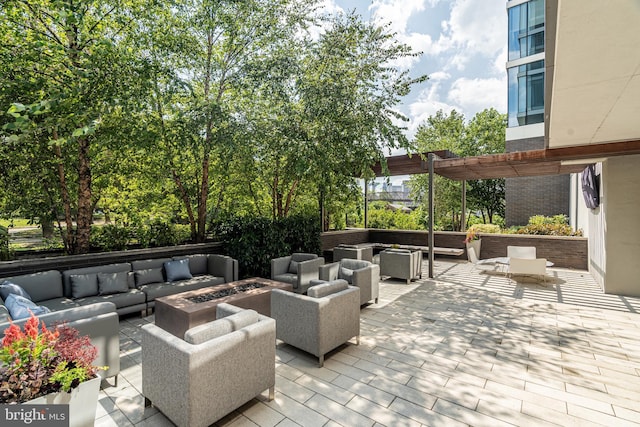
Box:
321 228 588 270
0 242 225 277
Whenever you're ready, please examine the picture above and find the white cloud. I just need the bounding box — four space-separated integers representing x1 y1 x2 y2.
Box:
447 76 507 115
429 71 451 81
433 0 506 71
369 0 426 34
407 83 460 135
317 0 344 15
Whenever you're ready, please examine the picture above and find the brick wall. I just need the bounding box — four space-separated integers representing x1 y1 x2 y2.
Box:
505 137 571 226
321 229 588 270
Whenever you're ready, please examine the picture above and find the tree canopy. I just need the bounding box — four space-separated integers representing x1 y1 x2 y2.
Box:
0 0 427 253
410 108 506 229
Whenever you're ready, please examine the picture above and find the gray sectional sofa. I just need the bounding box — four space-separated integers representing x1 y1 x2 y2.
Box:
0 253 238 385
0 253 237 317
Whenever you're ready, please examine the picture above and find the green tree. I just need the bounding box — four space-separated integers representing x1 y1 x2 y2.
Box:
409 108 506 229
0 1 147 254
464 108 506 223
410 110 466 230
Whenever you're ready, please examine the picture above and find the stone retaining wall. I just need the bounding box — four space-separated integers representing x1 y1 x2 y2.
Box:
321 229 588 270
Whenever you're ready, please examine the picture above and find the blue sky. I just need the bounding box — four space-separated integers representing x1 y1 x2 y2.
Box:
325 0 508 140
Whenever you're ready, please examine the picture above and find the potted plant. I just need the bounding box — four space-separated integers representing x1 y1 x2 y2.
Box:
0 314 106 426
463 228 481 261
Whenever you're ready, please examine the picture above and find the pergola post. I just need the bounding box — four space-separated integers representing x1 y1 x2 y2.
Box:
364 179 368 229
461 180 466 231
428 153 435 279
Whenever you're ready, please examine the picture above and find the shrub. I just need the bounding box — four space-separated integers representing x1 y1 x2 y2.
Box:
90 224 131 251
516 215 582 236
214 215 321 278
133 220 192 248
467 223 501 234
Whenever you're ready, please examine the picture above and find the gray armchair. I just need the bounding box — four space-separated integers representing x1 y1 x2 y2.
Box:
271 253 324 294
270 280 360 367
379 249 422 284
142 303 276 427
333 245 373 262
318 258 379 305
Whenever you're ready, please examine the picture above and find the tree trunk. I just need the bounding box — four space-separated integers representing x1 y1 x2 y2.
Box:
171 169 197 239
54 140 75 254
41 216 54 239
197 153 210 242
75 136 92 254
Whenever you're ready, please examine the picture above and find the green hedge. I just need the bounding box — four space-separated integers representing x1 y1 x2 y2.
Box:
214 215 321 278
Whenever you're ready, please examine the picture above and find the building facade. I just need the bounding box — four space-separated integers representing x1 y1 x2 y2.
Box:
505 0 570 226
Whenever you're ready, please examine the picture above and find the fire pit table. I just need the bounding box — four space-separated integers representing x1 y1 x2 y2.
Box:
154 277 292 338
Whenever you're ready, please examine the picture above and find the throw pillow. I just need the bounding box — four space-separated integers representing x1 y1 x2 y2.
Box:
0 280 32 301
69 273 99 299
4 294 50 320
288 260 299 274
135 268 164 287
338 266 354 283
98 271 129 295
164 259 193 282
308 280 349 298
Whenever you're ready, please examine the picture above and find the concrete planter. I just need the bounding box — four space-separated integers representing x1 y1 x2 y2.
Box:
26 376 100 427
466 239 481 261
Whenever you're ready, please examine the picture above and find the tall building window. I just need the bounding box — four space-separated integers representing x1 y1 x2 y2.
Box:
508 0 545 61
508 60 545 127
507 0 545 128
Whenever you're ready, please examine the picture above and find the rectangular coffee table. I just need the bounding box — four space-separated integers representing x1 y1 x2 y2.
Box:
155 277 292 338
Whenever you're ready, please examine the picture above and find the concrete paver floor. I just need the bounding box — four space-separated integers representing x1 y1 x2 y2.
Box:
96 259 640 426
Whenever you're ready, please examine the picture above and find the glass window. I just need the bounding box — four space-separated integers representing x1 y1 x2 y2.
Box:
507 67 519 127
508 0 545 60
508 6 522 61
507 60 545 127
528 0 545 31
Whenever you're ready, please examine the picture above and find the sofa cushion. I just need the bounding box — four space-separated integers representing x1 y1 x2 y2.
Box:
288 260 299 274
0 280 32 301
38 297 80 312
131 258 171 271
272 273 296 286
164 259 192 282
338 267 354 283
174 255 208 276
0 305 10 323
73 289 146 310
134 268 164 287
224 309 259 330
139 276 223 302
184 309 259 345
70 273 99 298
98 271 129 295
184 318 233 345
340 258 370 270
1 271 64 303
4 294 50 320
308 280 349 298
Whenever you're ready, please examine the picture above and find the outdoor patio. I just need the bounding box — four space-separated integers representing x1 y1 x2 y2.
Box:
96 259 640 426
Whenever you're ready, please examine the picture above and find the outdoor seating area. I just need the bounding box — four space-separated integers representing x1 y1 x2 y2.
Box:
95 258 640 427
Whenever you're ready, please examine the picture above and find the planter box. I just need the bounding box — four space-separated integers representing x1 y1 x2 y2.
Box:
26 376 100 427
466 240 481 261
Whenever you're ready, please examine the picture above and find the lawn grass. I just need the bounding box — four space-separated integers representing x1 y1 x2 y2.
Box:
0 218 35 228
